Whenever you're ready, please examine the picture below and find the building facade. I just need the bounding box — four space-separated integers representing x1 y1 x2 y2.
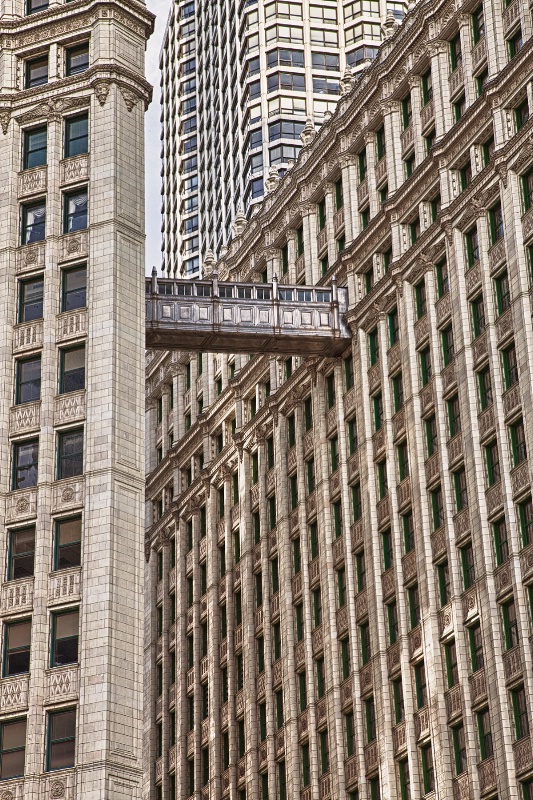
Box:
146 0 533 798
159 0 409 279
0 0 153 796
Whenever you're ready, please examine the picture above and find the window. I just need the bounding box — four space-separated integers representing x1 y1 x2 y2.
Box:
447 396 461 439
472 4 485 42
478 368 493 410
374 393 383 432
387 601 398 644
15 355 41 405
64 114 88 158
65 44 89 76
452 723 467 775
502 344 518 390
26 0 48 13
469 623 484 671
510 419 527 467
471 294 485 336
516 99 530 132
461 544 475 590
402 94 412 129
382 529 393 571
340 638 350 679
465 226 479 267
59 346 85 394
23 126 47 170
398 759 410 800
345 713 355 758
54 517 81 570
63 189 88 233
408 584 420 629
437 561 450 606
493 517 509 565
47 708 76 771
356 552 366 591
444 640 458 687
489 203 504 246
21 200 46 243
0 718 27 779
415 281 426 319
502 598 519 650
454 93 466 122
313 589 322 628
388 308 400 346
51 609 79 666
18 276 43 323
442 325 455 366
485 439 500 486
477 709 493 760
392 374 404 414
377 460 387 499
436 259 449 298
8 527 35 581
273 622 281 660
3 620 31 676
402 512 415 553
393 678 404 722
512 686 529 740
453 468 468 512
414 661 427 708
26 56 48 88
57 429 83 479
431 486 444 531
299 671 307 711
275 689 284 728
352 483 362 522
421 744 434 793
420 347 432 386
316 658 325 698
12 439 39 490
519 498 533 547
62 265 87 312
397 442 409 481
360 622 371 664
365 697 376 742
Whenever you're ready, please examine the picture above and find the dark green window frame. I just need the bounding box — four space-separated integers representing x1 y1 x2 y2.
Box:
471 294 485 336
415 280 427 319
519 498 533 547
46 708 76 772
436 259 449 298
494 517 509 565
469 623 484 671
420 347 432 386
392 373 404 414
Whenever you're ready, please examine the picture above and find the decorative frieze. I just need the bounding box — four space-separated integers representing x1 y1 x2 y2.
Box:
48 569 81 606
18 166 47 198
1 579 34 614
53 392 86 426
0 675 29 713
56 310 87 344
45 666 79 704
12 321 43 353
5 490 37 524
9 402 40 436
60 154 89 186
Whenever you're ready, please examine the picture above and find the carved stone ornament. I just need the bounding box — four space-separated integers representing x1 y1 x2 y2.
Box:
17 96 88 125
61 487 74 503
144 541 152 562
120 86 138 112
1 790 14 800
24 247 38 265
16 497 29 513
496 161 508 188
51 781 66 798
0 110 10 135
66 236 81 254
94 81 111 107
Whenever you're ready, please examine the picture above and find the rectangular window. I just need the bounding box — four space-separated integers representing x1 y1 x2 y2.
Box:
393 678 404 723
12 439 39 490
478 368 493 410
453 468 468 512
445 640 459 687
368 328 379 365
47 708 76 771
408 584 420 629
494 271 510 317
63 189 88 233
466 227 479 267
502 344 518 390
510 419 527 467
23 126 47 169
360 622 371 664
374 393 383 432
420 347 432 386
365 697 376 742
15 355 41 405
452 723 467 775
431 486 444 531
485 439 500 486
57 428 83 479
65 43 89 76
304 397 313 430
414 661 427 708
519 498 533 547
442 325 455 366
477 709 493 760
356 552 366 591
421 744 434 793
402 512 415 553
3 620 31 677
65 114 88 158
377 460 388 499
316 658 325 698
489 203 504 245
352 483 362 522
469 623 484 671
447 395 461 438
0 718 27 779
397 442 409 481
436 259 449 298
415 280 427 319
51 609 79 666
471 294 485 336
437 561 450 607
62 265 87 312
387 601 398 644
299 671 307 711
18 276 43 323
461 544 475 590
326 373 335 409
54 516 82 570
8 527 35 581
502 598 519 650
21 200 46 244
388 308 400 346
392 373 404 414
59 346 85 394
512 686 530 739
26 55 48 88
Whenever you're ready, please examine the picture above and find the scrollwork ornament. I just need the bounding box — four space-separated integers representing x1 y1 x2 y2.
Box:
0 110 11 135
120 86 139 112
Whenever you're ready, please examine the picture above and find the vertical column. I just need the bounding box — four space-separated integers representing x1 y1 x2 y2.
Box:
302 205 319 285
324 183 337 268
339 154 357 245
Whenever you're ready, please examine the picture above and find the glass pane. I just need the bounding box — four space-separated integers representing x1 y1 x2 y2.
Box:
63 267 87 311
57 518 81 546
65 192 87 233
51 710 76 741
14 441 38 489
1 747 25 779
17 358 41 404
55 611 79 639
65 116 88 157
20 278 44 322
8 621 31 649
11 528 35 556
49 739 75 771
58 431 83 478
24 128 47 169
67 46 88 75
2 719 27 750
61 347 85 393
23 203 46 243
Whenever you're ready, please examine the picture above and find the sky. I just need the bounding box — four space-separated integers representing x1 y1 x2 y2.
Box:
145 0 171 275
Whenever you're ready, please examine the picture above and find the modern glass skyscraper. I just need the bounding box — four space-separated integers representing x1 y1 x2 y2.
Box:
159 0 408 277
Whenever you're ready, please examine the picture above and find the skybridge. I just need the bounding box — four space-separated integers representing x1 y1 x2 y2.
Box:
145 272 351 356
